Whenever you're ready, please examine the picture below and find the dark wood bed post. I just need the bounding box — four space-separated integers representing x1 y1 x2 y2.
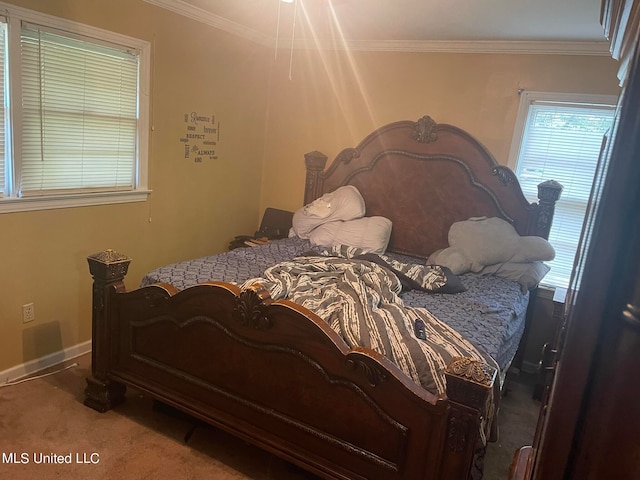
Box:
512 180 563 373
84 249 131 412
532 180 563 239
444 357 497 478
304 150 328 206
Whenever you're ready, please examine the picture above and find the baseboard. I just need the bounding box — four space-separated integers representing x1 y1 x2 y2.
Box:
0 340 91 384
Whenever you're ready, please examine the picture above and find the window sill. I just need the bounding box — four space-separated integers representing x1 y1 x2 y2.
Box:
0 190 152 214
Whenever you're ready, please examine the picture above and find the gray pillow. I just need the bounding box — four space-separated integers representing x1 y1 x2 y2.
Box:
478 261 551 291
446 216 555 273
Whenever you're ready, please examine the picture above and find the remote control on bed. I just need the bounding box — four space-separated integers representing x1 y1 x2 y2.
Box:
414 318 427 340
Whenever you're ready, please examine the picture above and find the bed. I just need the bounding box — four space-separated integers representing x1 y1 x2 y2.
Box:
85 115 562 480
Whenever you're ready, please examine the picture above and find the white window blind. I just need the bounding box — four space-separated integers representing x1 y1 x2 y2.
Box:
18 24 139 197
514 99 615 288
0 21 6 196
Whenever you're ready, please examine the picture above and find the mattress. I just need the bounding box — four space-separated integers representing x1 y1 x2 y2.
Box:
400 275 528 372
141 237 528 371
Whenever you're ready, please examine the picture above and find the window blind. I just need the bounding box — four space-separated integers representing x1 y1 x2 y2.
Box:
516 101 615 288
0 21 6 196
19 24 139 197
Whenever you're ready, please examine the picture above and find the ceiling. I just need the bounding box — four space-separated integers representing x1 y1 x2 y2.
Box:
145 0 610 55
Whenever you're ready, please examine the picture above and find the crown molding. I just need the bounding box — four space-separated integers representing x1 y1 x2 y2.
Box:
337 39 611 55
145 0 611 56
144 0 273 47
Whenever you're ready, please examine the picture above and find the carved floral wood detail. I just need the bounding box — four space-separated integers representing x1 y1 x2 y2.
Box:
347 358 389 387
491 165 518 186
233 284 274 330
335 148 359 165
413 115 438 143
447 414 470 453
87 249 131 282
447 357 495 386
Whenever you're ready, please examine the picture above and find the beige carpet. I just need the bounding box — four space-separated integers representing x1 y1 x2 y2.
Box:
0 353 539 479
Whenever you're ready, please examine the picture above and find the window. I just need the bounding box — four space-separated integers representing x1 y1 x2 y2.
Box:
508 92 617 289
0 4 150 213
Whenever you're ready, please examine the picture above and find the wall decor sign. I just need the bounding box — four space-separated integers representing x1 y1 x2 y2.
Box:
180 112 220 162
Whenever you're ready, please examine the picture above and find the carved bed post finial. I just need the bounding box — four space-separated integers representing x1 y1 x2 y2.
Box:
304 151 328 205
446 357 496 388
535 180 563 239
85 249 131 412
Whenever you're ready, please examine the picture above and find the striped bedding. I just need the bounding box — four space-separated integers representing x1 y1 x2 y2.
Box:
240 245 497 395
141 237 527 379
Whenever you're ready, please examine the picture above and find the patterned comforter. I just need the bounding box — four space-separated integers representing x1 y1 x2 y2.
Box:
240 246 496 395
141 237 528 376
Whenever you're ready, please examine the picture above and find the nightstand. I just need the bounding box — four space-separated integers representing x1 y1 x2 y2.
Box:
228 208 293 250
532 287 567 401
551 287 567 324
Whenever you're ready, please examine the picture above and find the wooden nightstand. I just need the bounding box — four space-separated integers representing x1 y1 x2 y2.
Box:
551 287 568 323
532 287 567 401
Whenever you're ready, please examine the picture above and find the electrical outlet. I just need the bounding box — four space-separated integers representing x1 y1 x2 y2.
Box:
22 303 35 323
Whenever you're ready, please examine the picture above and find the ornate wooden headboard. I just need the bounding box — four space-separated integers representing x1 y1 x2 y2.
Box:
304 115 562 259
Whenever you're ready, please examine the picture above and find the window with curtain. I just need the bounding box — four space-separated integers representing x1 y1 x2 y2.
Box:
509 92 617 289
0 5 149 213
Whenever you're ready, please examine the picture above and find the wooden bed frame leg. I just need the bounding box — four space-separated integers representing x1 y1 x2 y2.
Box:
84 249 131 412
84 375 127 413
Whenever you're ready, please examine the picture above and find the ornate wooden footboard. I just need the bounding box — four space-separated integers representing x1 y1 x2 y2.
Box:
85 249 497 480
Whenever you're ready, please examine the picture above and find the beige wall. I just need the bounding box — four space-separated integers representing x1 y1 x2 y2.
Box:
0 0 271 373
0 0 623 373
260 49 621 212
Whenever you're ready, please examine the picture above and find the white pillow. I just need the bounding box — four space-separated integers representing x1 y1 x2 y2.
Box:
309 216 392 254
292 185 366 239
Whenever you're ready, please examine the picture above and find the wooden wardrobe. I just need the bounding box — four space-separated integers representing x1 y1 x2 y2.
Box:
510 1 640 479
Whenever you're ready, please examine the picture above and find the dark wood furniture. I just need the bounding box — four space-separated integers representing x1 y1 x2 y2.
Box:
532 287 566 401
228 207 294 250
510 2 640 478
84 116 560 480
